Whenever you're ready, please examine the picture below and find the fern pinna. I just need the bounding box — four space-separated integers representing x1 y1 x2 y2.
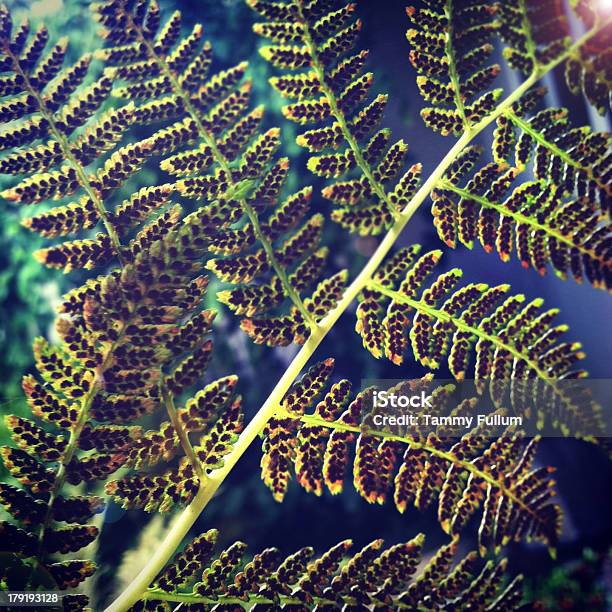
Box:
497 0 611 116
260 361 562 556
249 0 424 236
0 3 142 601
92 0 347 346
135 530 522 610
0 2 244 604
354 244 605 440
432 135 611 290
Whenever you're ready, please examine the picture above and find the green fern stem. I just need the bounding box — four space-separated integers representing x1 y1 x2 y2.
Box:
503 109 610 196
142 585 455 608
294 0 401 219
436 179 609 268
28 378 100 588
105 22 607 612
129 22 317 330
143 589 348 607
518 0 538 63
443 0 468 126
0 43 125 261
160 379 206 482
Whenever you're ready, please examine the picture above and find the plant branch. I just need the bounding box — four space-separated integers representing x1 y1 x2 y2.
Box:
32 298 151 570
443 0 468 126
160 379 206 482
106 20 607 612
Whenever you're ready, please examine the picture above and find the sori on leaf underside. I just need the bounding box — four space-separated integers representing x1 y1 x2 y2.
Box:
139 529 523 610
0 0 610 610
260 361 563 556
251 0 611 291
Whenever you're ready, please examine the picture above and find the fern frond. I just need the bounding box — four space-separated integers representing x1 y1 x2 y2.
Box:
405 1 612 288
354 245 604 439
93 0 345 345
501 105 610 215
251 1 420 236
263 365 562 555
134 529 523 610
2 195 248 600
2 137 244 602
498 0 611 114
406 1 502 135
433 115 611 289
2 2 608 608
0 5 183 278
212 179 348 346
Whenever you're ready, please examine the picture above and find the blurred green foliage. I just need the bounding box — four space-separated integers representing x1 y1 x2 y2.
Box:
526 549 608 611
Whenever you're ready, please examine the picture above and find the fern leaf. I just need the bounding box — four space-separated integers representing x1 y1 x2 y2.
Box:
499 0 610 115
2 90 244 597
93 0 346 344
265 365 563 554
406 0 501 135
136 528 523 609
354 246 604 439
433 135 612 289
90 214 246 513
252 1 421 235
0 6 182 279
207 175 346 346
